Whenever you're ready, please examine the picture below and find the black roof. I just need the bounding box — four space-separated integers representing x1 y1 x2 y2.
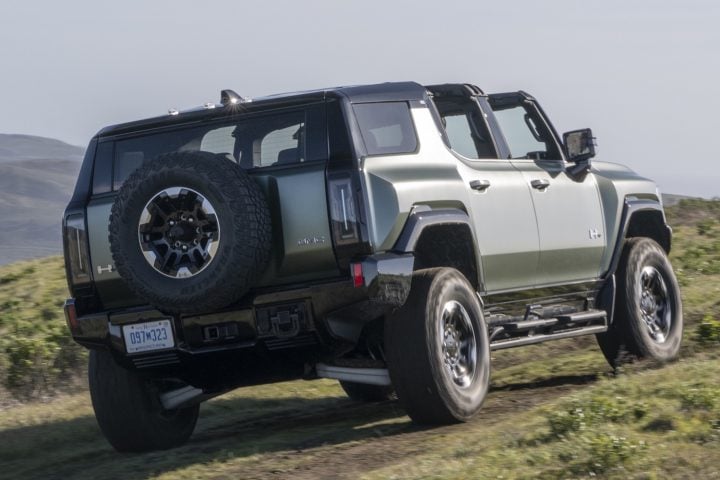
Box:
96 81 429 138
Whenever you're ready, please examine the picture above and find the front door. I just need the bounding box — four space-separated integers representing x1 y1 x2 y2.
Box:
488 93 605 286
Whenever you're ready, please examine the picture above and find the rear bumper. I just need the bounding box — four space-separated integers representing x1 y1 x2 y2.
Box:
65 299 322 388
64 277 365 367
64 253 415 381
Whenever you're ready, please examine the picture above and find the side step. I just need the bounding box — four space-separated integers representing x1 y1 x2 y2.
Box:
490 309 607 351
315 363 392 386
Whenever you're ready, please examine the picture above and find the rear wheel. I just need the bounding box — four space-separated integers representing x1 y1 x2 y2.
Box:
339 381 395 402
385 268 490 424
88 349 199 452
597 238 683 368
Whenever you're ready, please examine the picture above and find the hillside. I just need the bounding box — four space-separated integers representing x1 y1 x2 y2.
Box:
0 134 83 265
0 134 84 163
0 200 719 478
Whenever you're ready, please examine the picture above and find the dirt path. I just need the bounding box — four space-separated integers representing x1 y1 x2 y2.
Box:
195 373 598 480
0 341 609 480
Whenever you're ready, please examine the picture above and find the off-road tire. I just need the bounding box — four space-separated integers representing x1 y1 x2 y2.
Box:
339 381 395 402
597 237 683 368
385 268 490 424
109 151 271 314
88 349 199 452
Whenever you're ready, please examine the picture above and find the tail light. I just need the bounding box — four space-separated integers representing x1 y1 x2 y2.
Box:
351 262 364 288
63 213 92 289
328 177 360 246
64 299 80 334
327 176 372 273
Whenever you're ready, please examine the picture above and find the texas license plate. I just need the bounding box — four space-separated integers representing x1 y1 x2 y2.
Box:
122 319 175 354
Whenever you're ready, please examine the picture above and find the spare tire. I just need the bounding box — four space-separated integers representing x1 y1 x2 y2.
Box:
109 151 271 314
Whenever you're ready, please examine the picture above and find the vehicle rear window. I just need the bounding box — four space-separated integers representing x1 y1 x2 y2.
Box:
108 107 316 191
353 102 417 156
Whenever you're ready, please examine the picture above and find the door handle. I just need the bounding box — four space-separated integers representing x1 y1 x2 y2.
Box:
470 179 491 192
530 179 550 190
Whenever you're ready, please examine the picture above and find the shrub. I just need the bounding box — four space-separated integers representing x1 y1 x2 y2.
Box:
579 433 646 474
546 395 648 438
696 315 720 345
680 387 720 411
697 219 717 236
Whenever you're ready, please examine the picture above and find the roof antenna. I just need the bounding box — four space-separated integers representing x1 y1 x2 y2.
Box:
220 89 247 106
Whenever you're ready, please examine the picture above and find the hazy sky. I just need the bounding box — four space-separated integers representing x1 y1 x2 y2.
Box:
0 0 718 196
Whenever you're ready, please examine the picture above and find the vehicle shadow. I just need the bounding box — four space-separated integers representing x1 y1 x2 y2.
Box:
0 394 418 479
490 373 599 391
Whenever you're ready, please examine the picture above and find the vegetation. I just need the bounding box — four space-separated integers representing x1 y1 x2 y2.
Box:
0 257 85 401
0 199 718 478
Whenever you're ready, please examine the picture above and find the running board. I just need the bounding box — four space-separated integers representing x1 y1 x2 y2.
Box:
490 324 608 350
315 363 392 386
490 309 607 351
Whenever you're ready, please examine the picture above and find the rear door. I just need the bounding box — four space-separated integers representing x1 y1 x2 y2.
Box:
488 93 605 285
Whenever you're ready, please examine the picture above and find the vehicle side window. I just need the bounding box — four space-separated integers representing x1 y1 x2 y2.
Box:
491 105 561 160
353 102 417 156
92 141 114 194
257 112 305 167
200 126 236 157
433 96 496 159
111 108 315 190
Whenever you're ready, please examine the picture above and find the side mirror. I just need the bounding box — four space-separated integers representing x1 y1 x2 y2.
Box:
563 128 596 163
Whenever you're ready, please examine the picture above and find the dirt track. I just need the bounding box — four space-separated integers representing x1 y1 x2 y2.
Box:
189 373 598 480
0 340 607 480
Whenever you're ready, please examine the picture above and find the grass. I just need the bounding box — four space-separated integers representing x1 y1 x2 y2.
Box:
0 198 719 479
362 355 720 480
0 256 85 402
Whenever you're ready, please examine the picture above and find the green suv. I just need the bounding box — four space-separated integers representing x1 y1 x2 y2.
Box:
62 82 682 451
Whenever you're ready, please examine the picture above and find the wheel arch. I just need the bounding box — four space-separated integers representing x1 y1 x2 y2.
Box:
394 206 481 290
605 198 672 278
357 206 482 309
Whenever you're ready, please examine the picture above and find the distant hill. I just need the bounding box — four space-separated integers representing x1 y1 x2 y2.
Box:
0 134 84 163
0 134 83 265
662 193 701 207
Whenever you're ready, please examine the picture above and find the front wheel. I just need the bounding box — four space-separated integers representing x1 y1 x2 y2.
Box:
88 349 199 452
597 238 683 368
385 268 490 424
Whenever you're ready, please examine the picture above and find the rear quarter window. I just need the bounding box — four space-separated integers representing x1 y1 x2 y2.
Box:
353 102 417 156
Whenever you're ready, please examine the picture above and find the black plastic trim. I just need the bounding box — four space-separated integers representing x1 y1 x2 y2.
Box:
597 274 616 325
604 198 672 278
66 138 97 209
392 207 472 253
360 252 415 306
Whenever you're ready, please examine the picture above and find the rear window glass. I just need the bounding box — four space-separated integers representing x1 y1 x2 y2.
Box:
353 102 417 156
111 109 311 191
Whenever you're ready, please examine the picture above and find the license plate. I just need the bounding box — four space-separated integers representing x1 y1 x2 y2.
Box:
123 319 175 354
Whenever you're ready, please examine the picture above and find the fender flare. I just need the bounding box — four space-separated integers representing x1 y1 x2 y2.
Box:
361 206 482 306
604 197 672 279
392 206 475 253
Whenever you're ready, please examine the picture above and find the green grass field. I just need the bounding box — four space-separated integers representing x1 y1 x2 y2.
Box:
0 199 719 479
